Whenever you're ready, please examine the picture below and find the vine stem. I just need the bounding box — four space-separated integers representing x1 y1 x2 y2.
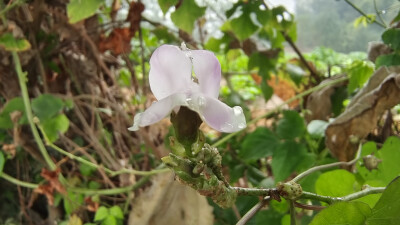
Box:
344 0 386 28
37 124 169 176
291 143 362 183
300 186 385 204
0 172 39 189
212 76 349 147
236 196 270 225
12 51 56 170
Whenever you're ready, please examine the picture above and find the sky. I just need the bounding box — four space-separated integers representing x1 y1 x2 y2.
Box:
266 0 296 13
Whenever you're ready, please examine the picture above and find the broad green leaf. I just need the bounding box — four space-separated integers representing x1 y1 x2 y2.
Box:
366 177 400 225
286 64 305 86
64 191 84 215
276 110 306 139
0 97 27 129
41 114 69 143
79 160 97 177
239 127 279 162
379 137 400 184
67 0 103 24
382 28 400 50
254 208 283 225
231 13 258 40
271 141 308 182
0 33 31 52
347 60 374 93
32 94 64 121
157 0 178 14
101 215 117 225
375 53 400 68
310 202 371 225
109 206 124 219
307 120 328 138
357 180 384 208
315 169 356 197
0 152 5 175
260 79 273 101
170 0 206 34
94 206 109 221
248 52 276 78
356 142 381 182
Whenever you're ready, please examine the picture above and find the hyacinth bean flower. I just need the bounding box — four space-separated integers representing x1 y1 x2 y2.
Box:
128 44 246 133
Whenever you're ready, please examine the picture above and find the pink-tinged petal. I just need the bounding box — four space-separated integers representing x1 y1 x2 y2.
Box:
191 50 221 98
195 95 246 132
149 45 192 100
128 93 187 131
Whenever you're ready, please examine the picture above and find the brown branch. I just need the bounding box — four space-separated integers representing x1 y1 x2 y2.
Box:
281 31 319 80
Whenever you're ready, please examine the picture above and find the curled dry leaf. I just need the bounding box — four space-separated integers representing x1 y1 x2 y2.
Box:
40 168 66 194
305 74 347 122
325 67 400 161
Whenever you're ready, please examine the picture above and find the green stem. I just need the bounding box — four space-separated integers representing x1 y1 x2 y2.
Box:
0 0 22 17
300 186 385 204
231 187 274 196
37 124 169 176
12 52 56 170
344 0 386 28
289 200 296 225
212 76 349 147
0 172 39 189
373 0 387 28
291 144 362 183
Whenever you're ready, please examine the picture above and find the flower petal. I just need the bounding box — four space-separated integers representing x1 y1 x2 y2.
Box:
128 93 187 131
149 45 192 100
191 50 221 98
194 95 246 132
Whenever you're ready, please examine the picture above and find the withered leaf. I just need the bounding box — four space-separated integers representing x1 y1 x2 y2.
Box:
325 66 400 161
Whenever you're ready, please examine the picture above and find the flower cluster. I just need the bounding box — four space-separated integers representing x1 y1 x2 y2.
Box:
129 44 246 133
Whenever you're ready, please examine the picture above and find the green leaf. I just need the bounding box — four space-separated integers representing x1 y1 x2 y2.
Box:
94 206 109 221
31 94 64 121
276 110 306 139
375 53 400 69
0 152 5 176
271 141 308 182
101 215 117 225
382 28 400 51
231 12 258 40
170 0 206 34
0 97 26 129
109 206 124 219
310 202 371 225
64 191 84 215
260 79 273 101
41 114 69 143
248 52 276 78
347 60 374 94
79 160 96 177
379 137 400 184
239 127 279 162
67 0 103 24
0 33 31 52
307 120 328 138
315 169 355 197
157 0 178 14
366 177 400 225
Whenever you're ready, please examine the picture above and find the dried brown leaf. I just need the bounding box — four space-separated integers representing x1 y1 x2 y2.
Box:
305 74 347 122
325 67 400 161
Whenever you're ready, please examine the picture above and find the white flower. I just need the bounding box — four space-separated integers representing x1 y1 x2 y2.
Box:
128 44 246 133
